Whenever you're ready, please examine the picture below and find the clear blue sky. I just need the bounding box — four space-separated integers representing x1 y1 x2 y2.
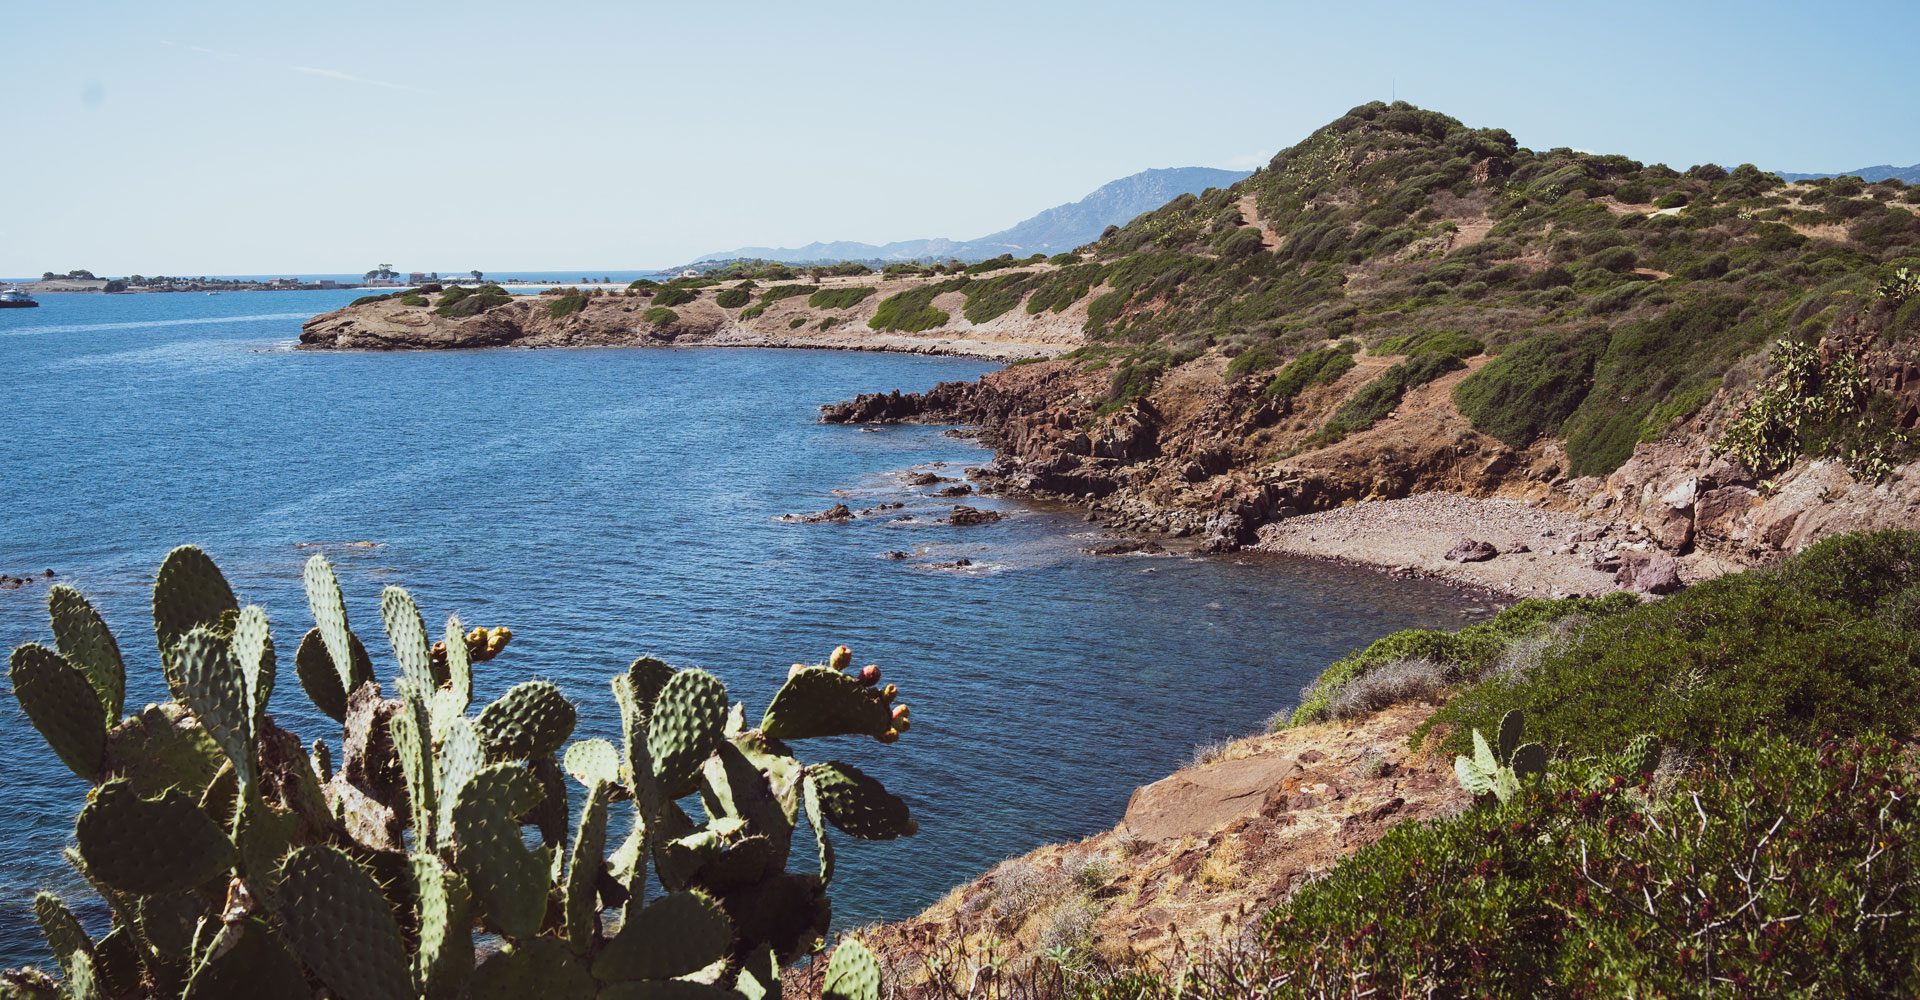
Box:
5 0 1916 277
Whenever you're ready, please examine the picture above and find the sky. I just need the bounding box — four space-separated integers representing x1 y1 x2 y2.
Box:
5 0 1918 277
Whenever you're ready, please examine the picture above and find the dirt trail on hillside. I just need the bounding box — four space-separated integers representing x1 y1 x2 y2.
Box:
1236 194 1282 249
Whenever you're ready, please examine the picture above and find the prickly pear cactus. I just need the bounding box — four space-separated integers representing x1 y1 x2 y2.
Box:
7 550 923 999
823 937 884 1000
1624 733 1664 777
1454 709 1547 804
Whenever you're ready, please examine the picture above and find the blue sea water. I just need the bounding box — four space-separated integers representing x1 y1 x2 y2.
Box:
0 290 1479 966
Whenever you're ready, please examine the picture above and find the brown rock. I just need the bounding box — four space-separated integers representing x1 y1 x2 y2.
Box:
948 506 1004 526
1443 538 1499 562
1123 754 1301 841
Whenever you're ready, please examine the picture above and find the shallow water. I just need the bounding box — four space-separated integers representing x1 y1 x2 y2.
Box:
0 290 1479 965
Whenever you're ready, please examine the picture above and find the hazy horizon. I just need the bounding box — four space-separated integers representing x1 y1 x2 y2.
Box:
6 0 1917 276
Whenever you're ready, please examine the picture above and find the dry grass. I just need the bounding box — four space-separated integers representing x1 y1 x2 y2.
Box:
1325 657 1448 720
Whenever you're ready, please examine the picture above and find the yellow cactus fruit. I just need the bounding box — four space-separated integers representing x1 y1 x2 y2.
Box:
876 728 900 744
828 645 853 672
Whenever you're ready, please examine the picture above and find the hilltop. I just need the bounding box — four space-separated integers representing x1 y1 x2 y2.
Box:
305 100 1920 593
692 167 1249 265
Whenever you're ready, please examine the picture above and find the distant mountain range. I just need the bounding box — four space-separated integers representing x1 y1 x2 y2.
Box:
694 166 1251 266
1777 163 1920 183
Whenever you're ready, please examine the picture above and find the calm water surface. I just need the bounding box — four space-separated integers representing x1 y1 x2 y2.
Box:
0 290 1479 964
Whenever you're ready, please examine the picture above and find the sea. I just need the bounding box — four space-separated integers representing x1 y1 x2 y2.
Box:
0 289 1479 966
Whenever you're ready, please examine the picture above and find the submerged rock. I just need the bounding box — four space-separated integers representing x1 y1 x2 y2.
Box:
947 506 1003 526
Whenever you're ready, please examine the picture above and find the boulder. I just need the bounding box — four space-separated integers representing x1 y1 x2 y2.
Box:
1443 538 1499 563
948 506 1004 526
1616 551 1684 595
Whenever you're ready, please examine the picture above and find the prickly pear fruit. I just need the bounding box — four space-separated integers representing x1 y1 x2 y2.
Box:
881 683 898 705
789 664 806 680
828 645 852 672
876 729 899 743
856 664 880 687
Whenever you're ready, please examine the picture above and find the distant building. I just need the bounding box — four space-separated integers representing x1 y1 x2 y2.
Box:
366 278 402 287
317 280 340 289
408 272 428 285
269 277 301 288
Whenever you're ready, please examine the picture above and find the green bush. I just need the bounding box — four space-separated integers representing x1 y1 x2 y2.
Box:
1654 191 1689 209
1306 352 1465 445
434 284 512 318
965 254 1019 275
869 281 960 332
642 306 678 325
1375 329 1483 359
1452 326 1608 448
652 286 696 308
959 274 1034 323
1261 347 1357 402
715 287 750 308
1424 534 1920 760
398 294 428 307
807 286 877 310
759 284 816 304
1191 734 1920 999
1290 595 1637 726
547 291 590 318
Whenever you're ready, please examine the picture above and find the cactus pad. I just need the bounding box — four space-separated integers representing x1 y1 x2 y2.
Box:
563 738 621 789
229 605 275 736
1509 741 1547 777
47 585 124 724
302 554 358 694
277 845 414 1000
564 779 612 953
10 643 106 782
476 681 577 761
823 937 883 1000
379 586 437 695
174 626 255 790
442 614 472 716
389 692 436 849
626 655 676 716
293 626 374 723
1453 754 1494 796
153 545 239 677
182 916 306 1000
470 937 596 1000
436 715 485 845
76 779 234 894
100 703 225 799
648 668 728 798
412 853 473 1000
451 763 549 940
760 667 892 741
1496 709 1525 764
802 771 836 886
592 890 731 982
33 892 92 987
1625 733 1663 776
809 762 916 840
598 982 740 1000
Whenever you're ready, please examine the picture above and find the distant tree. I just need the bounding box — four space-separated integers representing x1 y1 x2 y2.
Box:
41 272 55 281
103 280 127 293
67 270 96 280
130 275 145 284
471 270 483 281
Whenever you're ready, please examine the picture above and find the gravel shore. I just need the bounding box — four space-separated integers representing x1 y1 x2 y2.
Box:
1252 493 1631 598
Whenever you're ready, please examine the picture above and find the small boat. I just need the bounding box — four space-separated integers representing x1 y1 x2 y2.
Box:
0 288 38 309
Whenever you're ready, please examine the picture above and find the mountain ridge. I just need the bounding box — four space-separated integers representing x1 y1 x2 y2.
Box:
695 166 1249 265
1777 162 1920 183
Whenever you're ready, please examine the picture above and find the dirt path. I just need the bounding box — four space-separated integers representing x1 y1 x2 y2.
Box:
1236 193 1283 249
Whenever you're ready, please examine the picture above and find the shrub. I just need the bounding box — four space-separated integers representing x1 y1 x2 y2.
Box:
642 306 678 325
434 284 512 318
1654 191 1689 209
398 294 428 307
1306 352 1466 445
965 254 1019 275
869 281 960 332
715 287 750 308
1262 347 1356 402
1612 182 1650 204
547 291 590 318
807 286 877 310
960 274 1034 323
1453 326 1609 447
1198 734 1920 999
1424 540 1920 760
759 284 816 305
1375 329 1483 359
1323 657 1448 720
652 286 696 308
